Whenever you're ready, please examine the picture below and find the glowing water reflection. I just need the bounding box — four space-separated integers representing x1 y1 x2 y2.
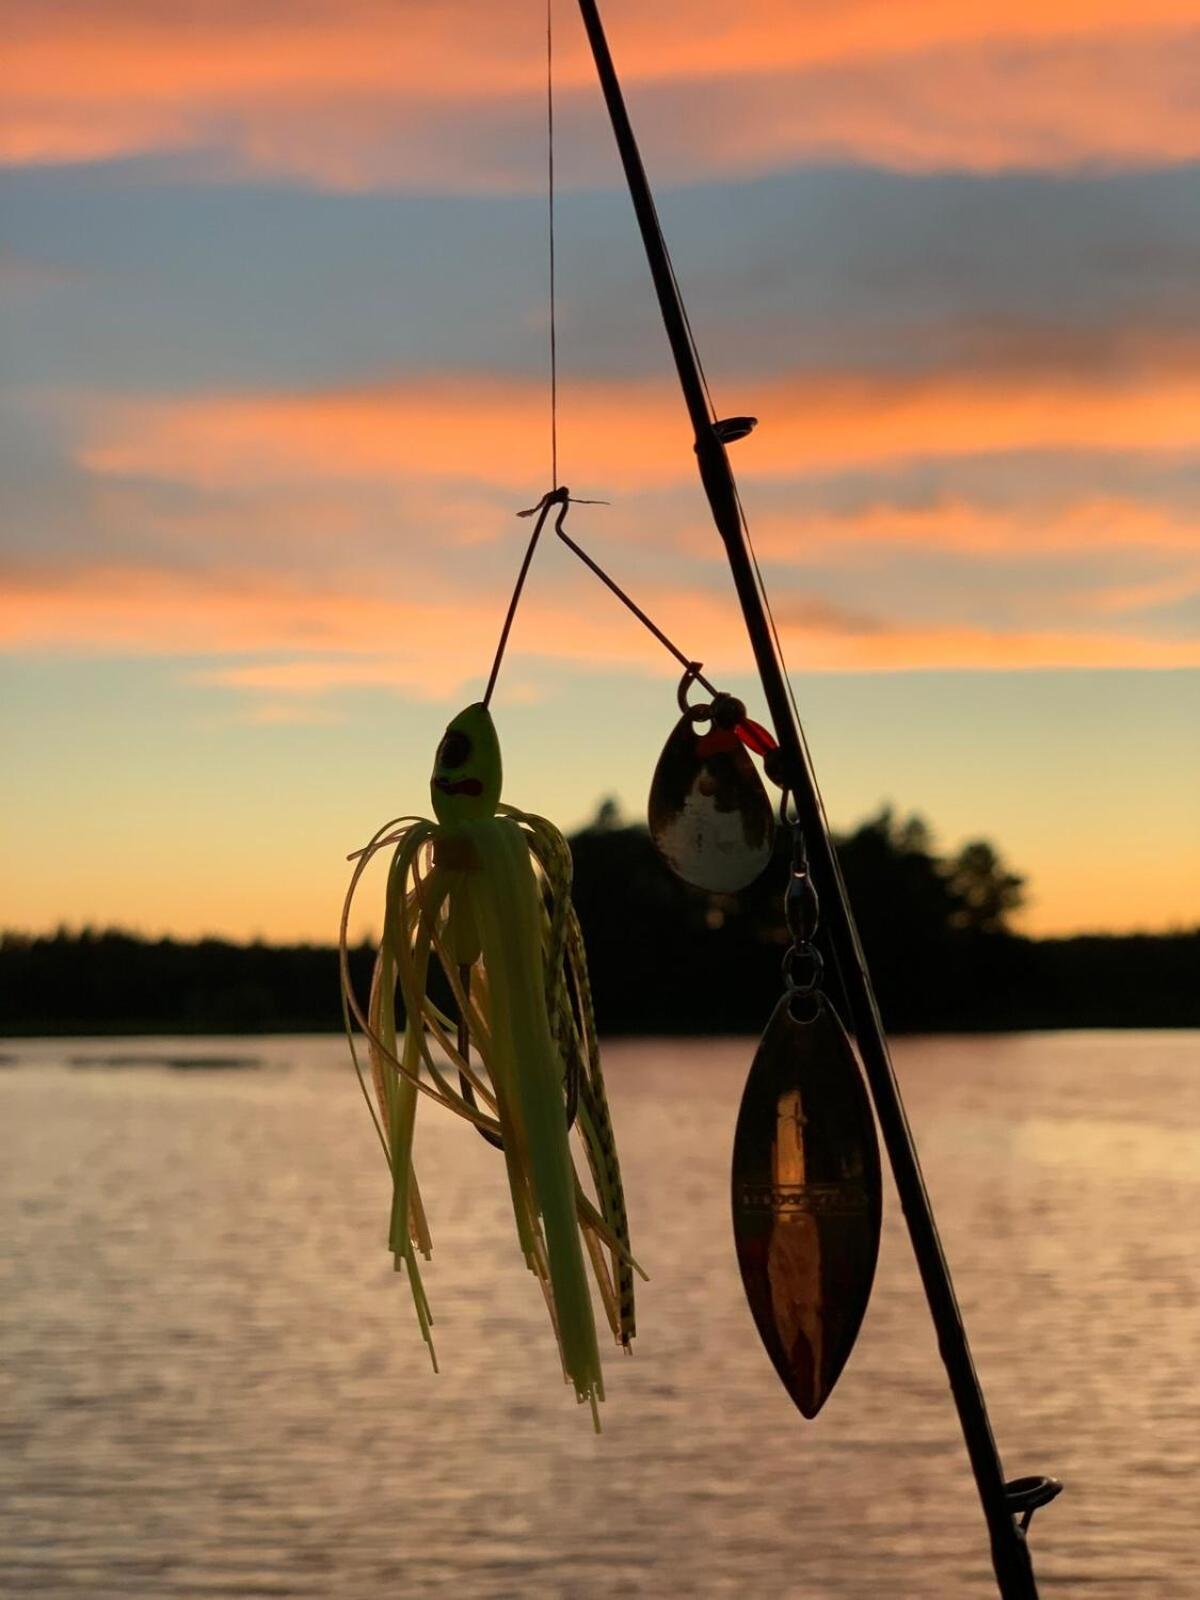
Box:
2 1031 1196 1597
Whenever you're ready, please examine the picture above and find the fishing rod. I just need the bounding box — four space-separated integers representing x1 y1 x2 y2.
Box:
574 2 1058 1594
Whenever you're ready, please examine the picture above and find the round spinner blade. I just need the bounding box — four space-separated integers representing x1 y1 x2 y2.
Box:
648 714 774 893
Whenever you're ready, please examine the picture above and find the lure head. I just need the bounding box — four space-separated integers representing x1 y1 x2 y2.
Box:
431 702 502 824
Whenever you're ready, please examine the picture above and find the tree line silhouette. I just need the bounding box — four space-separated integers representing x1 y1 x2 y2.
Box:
1 803 1195 1036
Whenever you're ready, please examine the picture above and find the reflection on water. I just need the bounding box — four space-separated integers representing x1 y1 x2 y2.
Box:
2 1032 1197 1598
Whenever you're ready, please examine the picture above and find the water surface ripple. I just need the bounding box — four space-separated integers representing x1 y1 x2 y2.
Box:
2 1032 1196 1598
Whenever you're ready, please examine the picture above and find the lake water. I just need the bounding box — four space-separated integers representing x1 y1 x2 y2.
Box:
2 1032 1197 1599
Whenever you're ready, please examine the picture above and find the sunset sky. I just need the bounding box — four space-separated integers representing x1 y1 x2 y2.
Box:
2 0 1198 941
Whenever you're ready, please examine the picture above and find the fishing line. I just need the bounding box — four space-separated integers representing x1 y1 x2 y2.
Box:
482 0 563 709
546 0 559 490
484 3 718 710
663 230 718 424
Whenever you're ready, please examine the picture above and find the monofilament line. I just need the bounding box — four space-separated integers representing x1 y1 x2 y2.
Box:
481 4 560 709
547 0 558 491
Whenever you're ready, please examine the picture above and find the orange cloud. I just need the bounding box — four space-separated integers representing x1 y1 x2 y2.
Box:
0 562 502 694
4 2 1197 182
1073 570 1200 616
69 366 1200 498
738 498 1200 563
0 559 687 694
634 30 1200 179
4 558 1198 691
798 626 1200 672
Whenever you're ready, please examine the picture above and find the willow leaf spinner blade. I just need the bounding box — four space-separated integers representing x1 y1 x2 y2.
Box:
732 994 881 1419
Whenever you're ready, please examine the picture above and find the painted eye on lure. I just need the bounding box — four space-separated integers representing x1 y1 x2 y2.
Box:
437 730 471 769
340 702 641 1430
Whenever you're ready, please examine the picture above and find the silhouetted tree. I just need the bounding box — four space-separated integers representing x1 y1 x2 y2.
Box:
831 807 958 1027
589 796 623 832
947 840 1026 933
2 806 1194 1035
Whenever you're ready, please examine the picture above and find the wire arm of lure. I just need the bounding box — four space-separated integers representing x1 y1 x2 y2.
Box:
483 486 582 709
551 509 719 700
489 491 777 778
483 486 612 709
485 485 730 721
546 513 781 773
